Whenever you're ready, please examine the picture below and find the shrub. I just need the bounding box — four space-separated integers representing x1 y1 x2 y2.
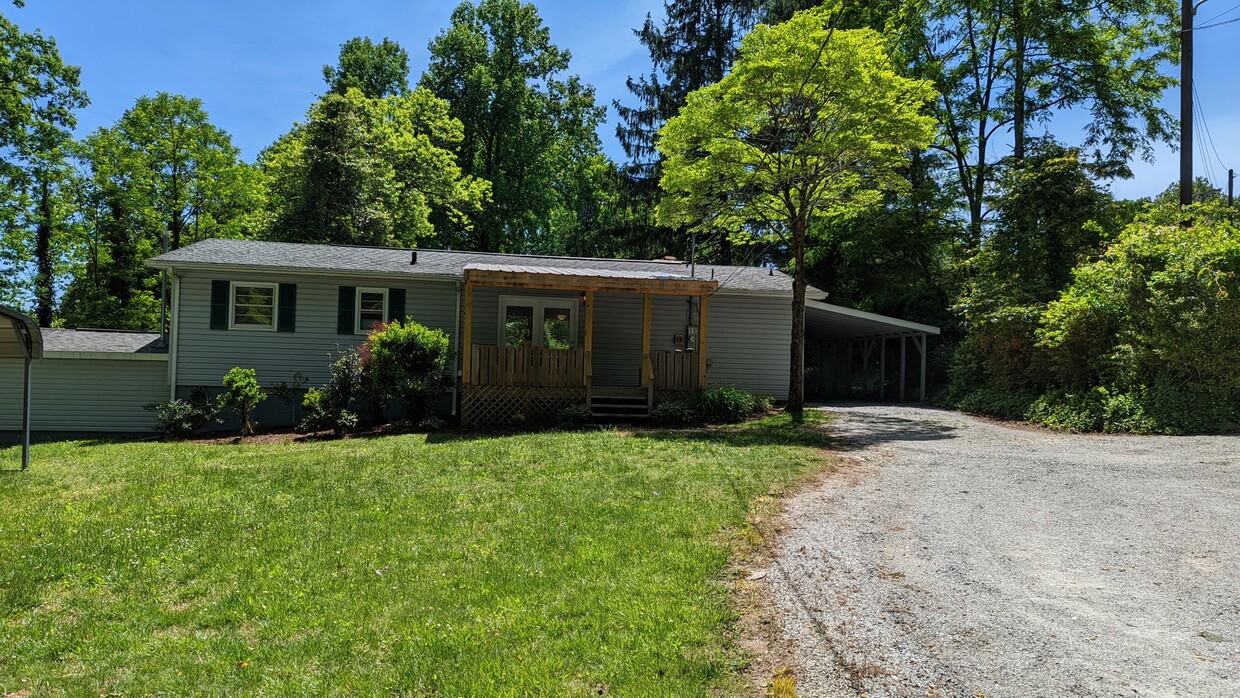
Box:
219 367 267 436
270 372 309 425
949 387 1038 421
688 386 764 423
364 320 452 423
556 403 592 427
1028 387 1161 434
650 400 696 427
298 350 363 436
145 392 217 439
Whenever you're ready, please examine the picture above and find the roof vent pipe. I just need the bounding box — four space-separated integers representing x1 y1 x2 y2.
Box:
410 250 418 265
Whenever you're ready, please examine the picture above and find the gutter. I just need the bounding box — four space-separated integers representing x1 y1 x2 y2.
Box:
145 261 461 285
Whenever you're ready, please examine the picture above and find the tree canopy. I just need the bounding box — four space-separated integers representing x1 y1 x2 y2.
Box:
323 37 411 98
658 5 938 416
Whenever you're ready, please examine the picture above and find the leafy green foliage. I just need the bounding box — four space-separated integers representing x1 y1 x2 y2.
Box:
652 387 771 426
419 0 606 253
299 350 364 436
362 320 452 422
144 393 218 439
260 88 488 248
657 4 937 416
946 386 1039 421
650 399 698 427
218 367 267 436
322 37 410 98
1035 202 1240 433
554 403 592 426
0 12 88 324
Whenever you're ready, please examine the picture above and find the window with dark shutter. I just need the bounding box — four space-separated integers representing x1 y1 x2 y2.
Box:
210 280 229 330
337 286 356 335
278 283 297 332
388 288 406 323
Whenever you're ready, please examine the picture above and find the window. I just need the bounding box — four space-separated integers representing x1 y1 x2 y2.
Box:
230 282 276 330
356 287 388 334
499 296 576 348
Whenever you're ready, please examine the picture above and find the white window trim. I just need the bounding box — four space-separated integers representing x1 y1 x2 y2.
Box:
228 281 277 331
355 287 389 335
498 295 579 349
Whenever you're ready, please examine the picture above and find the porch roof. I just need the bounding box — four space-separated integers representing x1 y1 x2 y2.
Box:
464 263 719 295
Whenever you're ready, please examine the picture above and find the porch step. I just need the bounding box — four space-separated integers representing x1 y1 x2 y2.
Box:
589 386 650 418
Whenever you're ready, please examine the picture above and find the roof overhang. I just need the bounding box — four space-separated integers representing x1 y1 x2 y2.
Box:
464 264 719 296
0 306 42 360
805 300 940 341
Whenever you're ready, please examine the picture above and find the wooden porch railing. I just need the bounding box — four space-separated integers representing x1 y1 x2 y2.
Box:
648 350 699 391
469 345 588 387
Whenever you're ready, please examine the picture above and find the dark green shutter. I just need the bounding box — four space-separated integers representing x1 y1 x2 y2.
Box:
388 288 406 323
337 286 356 335
277 283 297 332
210 280 229 330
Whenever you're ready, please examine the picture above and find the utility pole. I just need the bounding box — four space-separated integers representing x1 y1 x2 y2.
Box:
1180 0 1195 206
1229 168 1235 206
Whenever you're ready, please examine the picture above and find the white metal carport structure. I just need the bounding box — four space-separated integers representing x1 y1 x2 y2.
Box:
805 300 939 401
1 306 42 470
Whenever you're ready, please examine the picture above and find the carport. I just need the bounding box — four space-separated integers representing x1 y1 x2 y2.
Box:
1 306 42 470
805 300 939 401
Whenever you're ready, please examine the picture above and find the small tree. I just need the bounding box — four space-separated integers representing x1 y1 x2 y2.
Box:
365 319 452 423
299 350 363 436
657 5 937 420
219 367 267 436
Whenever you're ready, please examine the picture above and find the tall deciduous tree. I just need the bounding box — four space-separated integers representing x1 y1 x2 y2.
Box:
322 37 411 98
0 11 88 325
658 6 937 418
261 87 488 247
420 0 605 253
897 0 1177 248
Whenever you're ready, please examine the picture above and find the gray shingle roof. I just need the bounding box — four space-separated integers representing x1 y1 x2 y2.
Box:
149 239 799 294
42 329 166 354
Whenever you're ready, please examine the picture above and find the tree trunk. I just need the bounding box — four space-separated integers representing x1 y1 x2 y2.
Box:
34 176 54 327
787 215 807 423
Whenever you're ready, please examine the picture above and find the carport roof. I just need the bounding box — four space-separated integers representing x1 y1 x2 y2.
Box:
806 300 939 342
0 306 42 360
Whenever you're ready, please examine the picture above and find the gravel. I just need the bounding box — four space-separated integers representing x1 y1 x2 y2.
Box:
764 403 1240 697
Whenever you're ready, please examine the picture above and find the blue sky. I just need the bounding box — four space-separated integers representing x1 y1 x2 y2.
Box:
11 0 1240 201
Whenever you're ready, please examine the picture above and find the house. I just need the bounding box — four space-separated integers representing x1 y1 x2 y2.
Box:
1 239 938 433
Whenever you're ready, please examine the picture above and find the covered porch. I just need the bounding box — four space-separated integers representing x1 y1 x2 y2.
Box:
459 264 718 425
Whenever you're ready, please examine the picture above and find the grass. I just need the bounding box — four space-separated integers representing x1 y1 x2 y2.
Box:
0 412 830 696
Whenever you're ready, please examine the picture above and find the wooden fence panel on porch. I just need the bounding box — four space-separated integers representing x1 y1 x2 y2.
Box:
469 345 586 388
650 350 698 391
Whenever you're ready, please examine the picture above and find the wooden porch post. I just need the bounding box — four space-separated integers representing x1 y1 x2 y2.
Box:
640 293 652 388
462 281 473 385
584 291 594 390
697 294 709 390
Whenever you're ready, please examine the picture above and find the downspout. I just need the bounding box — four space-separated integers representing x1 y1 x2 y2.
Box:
452 279 461 416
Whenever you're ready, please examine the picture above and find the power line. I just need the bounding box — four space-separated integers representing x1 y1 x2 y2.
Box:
1193 84 1229 184
1195 15 1240 29
1199 1 1240 23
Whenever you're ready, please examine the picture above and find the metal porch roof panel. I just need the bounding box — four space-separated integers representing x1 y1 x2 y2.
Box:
805 300 940 341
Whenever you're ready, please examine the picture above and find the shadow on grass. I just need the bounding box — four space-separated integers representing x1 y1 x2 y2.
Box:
632 413 837 450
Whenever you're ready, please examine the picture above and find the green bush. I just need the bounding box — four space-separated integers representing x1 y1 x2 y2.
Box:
298 350 363 436
364 320 451 422
145 391 218 439
556 403 592 426
1036 201 1240 433
949 387 1038 421
650 400 696 427
1028 387 1161 434
689 386 765 423
219 367 267 436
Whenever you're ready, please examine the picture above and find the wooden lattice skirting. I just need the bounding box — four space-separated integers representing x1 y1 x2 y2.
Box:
461 384 588 427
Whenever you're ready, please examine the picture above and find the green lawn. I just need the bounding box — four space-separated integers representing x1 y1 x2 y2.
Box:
0 414 829 696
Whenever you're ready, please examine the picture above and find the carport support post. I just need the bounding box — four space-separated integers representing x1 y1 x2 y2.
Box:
879 338 886 401
918 333 927 402
900 337 907 402
21 354 31 470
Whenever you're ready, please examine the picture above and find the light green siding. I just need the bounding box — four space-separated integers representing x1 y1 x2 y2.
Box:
705 294 791 398
0 357 168 432
174 270 460 388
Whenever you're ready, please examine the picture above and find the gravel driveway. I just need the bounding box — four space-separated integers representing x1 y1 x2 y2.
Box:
764 403 1240 697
